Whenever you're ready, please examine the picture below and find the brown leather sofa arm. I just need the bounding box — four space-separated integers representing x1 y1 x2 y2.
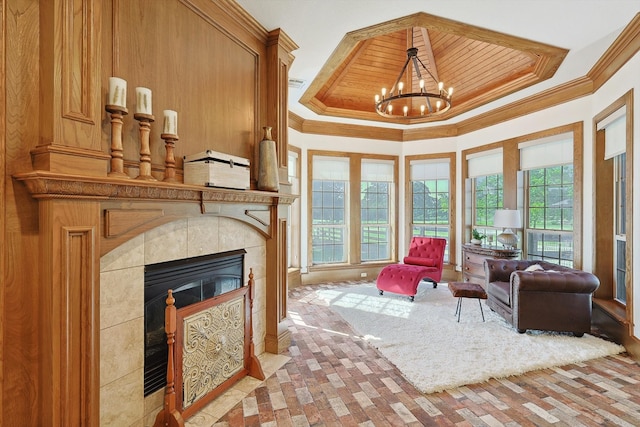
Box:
512 271 600 293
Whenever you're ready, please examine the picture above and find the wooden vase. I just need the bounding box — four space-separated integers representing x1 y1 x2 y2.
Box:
257 126 280 192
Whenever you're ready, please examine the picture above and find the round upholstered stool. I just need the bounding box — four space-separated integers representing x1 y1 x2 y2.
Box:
447 282 487 322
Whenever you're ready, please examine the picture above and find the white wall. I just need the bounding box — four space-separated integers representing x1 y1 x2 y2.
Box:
289 50 640 338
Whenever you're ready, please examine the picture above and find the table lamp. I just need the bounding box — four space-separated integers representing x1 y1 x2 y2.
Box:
493 209 522 249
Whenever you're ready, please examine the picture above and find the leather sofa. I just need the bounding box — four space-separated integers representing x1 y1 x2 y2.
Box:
484 259 600 336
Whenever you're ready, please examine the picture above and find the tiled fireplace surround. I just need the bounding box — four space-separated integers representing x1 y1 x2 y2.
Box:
99 216 267 426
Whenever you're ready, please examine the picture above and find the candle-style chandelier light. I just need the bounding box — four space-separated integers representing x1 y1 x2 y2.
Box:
374 29 453 119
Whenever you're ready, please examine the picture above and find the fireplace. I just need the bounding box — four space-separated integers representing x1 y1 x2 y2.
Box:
144 249 246 396
16 170 293 425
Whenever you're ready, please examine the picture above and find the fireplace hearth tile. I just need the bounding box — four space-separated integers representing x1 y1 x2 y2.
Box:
187 216 220 257
219 218 250 252
101 233 144 271
101 317 144 386
145 219 188 265
100 266 144 329
100 368 144 426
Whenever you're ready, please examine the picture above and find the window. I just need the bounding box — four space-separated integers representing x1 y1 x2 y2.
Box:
525 165 574 266
311 156 348 264
361 160 394 262
598 108 627 305
614 154 626 304
410 160 450 261
309 153 397 268
287 149 301 269
467 149 503 243
518 133 575 266
474 174 503 229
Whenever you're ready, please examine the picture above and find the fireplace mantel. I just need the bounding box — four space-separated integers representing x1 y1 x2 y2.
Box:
15 170 296 205
15 170 296 255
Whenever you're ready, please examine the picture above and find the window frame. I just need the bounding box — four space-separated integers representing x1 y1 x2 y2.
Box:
462 123 583 269
524 164 575 267
287 146 301 270
308 151 398 270
405 153 456 266
360 160 394 262
593 90 632 321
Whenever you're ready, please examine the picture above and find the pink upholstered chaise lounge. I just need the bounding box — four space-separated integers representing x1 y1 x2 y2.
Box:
376 237 446 301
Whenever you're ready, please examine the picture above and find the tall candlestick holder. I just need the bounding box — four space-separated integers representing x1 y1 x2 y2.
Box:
161 132 179 183
133 112 157 181
105 104 130 178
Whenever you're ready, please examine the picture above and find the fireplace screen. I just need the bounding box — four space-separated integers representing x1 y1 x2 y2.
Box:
181 296 245 408
144 249 245 396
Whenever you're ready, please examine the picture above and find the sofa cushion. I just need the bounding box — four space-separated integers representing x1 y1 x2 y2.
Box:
487 281 511 306
524 264 544 272
403 256 436 267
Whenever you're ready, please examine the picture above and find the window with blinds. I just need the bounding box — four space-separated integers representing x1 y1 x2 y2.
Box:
409 159 450 261
361 160 394 262
311 156 349 264
519 133 574 266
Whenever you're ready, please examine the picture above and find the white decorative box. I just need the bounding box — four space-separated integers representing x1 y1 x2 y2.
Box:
183 150 250 190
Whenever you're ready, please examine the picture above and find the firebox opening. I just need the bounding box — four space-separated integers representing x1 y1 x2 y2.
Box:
143 249 246 396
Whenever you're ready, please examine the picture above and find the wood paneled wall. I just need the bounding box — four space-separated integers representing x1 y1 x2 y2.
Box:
1 0 295 425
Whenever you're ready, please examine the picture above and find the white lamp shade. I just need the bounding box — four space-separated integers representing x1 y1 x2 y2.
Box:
493 209 522 229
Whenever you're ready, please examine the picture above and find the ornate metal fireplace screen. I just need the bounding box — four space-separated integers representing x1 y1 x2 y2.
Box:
152 267 265 426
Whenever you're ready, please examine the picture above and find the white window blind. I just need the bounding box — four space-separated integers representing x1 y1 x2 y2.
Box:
410 159 450 180
467 148 503 178
518 133 573 170
361 160 394 182
312 156 349 180
602 114 626 160
287 151 298 178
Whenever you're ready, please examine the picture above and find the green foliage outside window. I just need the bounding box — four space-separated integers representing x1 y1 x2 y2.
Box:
412 180 449 225
411 178 450 262
361 181 390 261
311 180 347 264
528 165 573 231
474 174 503 226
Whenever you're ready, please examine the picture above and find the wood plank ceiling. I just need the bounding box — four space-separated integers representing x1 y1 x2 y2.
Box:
300 12 569 125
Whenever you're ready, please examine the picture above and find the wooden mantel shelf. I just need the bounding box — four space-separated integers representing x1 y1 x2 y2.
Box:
15 170 297 253
14 170 297 205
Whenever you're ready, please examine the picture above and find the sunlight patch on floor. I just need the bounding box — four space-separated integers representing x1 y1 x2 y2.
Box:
316 288 415 319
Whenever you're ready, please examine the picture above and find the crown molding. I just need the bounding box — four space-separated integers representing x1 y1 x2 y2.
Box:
588 12 640 90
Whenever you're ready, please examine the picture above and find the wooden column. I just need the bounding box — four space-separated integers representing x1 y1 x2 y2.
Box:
39 199 100 427
264 199 291 353
266 29 299 186
264 28 297 354
502 143 519 210
34 0 109 177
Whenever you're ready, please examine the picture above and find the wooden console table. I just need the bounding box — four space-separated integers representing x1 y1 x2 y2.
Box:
462 244 520 288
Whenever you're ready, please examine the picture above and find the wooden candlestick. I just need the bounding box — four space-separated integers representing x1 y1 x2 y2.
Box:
161 133 179 183
105 104 129 178
133 112 157 181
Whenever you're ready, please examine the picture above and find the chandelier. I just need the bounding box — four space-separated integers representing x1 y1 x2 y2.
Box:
374 31 453 119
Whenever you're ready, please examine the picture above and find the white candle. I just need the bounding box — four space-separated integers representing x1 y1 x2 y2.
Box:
135 87 152 115
163 110 178 135
108 77 127 108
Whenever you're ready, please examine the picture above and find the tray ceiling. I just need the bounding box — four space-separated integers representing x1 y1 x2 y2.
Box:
300 13 568 125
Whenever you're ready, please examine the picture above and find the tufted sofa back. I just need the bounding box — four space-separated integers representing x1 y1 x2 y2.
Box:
403 237 446 272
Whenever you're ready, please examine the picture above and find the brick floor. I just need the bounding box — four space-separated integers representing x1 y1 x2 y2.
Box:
212 282 640 426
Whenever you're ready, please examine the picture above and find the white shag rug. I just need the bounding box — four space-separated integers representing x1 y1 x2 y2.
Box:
316 282 625 394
